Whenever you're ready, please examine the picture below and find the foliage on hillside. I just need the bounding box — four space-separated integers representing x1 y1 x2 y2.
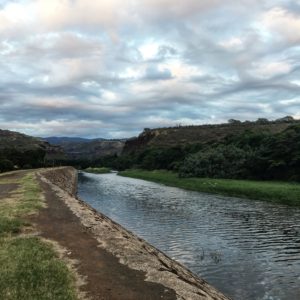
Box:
98 121 300 182
0 131 46 172
123 116 299 153
42 137 125 162
180 124 300 181
0 129 64 172
1 117 299 181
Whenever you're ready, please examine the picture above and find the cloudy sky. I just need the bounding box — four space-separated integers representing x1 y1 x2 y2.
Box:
1 0 300 138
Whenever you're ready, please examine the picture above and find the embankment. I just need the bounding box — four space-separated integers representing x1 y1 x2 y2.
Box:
38 167 230 300
119 169 300 206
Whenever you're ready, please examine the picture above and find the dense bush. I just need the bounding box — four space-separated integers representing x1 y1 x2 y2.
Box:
179 145 252 179
0 148 46 172
179 124 300 181
138 147 184 170
0 159 14 172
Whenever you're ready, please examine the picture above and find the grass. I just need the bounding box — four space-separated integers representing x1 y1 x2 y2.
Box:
0 171 77 300
0 218 23 236
119 169 300 206
0 237 76 300
84 167 111 174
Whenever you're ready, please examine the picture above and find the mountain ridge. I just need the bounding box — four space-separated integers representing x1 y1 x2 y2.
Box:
42 136 126 161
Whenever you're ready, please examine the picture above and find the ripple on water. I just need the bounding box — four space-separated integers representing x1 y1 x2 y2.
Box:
78 172 300 300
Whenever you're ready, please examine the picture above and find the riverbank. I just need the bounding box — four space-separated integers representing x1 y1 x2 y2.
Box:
0 168 230 300
119 170 300 206
0 170 77 299
84 167 111 174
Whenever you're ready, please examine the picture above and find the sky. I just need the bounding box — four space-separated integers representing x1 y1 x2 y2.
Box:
0 0 300 138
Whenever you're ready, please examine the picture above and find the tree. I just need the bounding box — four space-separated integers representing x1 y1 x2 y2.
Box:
0 159 14 172
179 144 250 179
275 116 295 123
228 119 241 125
256 118 269 124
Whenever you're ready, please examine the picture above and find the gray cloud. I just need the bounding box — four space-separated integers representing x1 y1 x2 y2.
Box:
142 65 173 81
0 0 300 138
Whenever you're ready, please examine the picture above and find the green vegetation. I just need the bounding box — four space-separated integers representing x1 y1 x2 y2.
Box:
111 123 300 183
0 172 77 300
119 170 300 206
0 129 67 173
0 147 47 172
54 117 300 174
0 159 14 172
180 124 300 181
0 237 77 300
84 167 111 174
0 174 43 224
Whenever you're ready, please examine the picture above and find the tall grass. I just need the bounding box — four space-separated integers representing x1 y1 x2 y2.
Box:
119 170 300 206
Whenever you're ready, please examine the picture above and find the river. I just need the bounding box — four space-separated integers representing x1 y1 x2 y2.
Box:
78 172 300 300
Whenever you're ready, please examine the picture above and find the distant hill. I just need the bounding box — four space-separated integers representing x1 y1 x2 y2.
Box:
0 129 46 150
43 137 126 161
43 137 103 145
112 117 300 181
123 117 300 154
0 129 65 171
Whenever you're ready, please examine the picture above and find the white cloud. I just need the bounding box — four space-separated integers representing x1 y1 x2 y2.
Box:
219 37 244 51
261 7 300 44
139 41 160 60
250 61 292 79
34 0 126 30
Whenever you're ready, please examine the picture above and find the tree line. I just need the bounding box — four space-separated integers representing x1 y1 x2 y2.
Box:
91 123 300 182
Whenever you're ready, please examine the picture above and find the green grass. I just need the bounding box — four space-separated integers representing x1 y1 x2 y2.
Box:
0 172 77 299
0 237 76 300
0 218 23 236
0 173 43 217
119 170 300 206
84 167 111 174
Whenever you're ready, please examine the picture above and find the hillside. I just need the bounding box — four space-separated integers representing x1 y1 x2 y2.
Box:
43 137 125 161
123 117 299 154
0 129 65 171
44 136 103 145
0 129 47 150
98 117 300 182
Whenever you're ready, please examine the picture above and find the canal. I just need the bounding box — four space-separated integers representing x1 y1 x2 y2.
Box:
78 172 300 300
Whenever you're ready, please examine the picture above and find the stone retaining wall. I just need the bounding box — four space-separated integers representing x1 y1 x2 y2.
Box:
40 167 77 196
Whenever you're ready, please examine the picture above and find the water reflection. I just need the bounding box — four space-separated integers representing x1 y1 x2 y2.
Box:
78 172 300 300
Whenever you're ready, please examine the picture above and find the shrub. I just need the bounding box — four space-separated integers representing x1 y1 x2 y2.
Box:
0 159 14 172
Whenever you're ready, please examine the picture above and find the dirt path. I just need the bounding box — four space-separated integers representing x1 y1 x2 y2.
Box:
1 168 228 300
0 170 27 199
30 175 177 300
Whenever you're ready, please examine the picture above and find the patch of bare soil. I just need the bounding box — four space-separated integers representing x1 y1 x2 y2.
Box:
0 170 27 199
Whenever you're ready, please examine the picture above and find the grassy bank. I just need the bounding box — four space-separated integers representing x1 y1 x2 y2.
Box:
119 170 300 206
0 171 77 300
84 167 111 174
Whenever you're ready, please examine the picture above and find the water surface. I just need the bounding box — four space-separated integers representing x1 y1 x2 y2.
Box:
78 172 300 300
